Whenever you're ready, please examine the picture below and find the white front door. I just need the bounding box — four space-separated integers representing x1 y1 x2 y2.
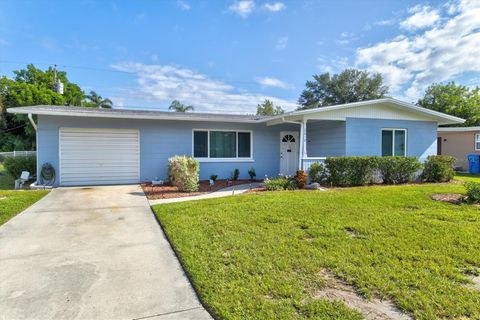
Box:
279 131 299 176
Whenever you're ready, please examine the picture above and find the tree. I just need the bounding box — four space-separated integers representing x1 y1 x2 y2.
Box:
85 91 113 109
418 82 480 127
298 69 389 110
169 100 194 112
256 99 284 116
0 64 108 151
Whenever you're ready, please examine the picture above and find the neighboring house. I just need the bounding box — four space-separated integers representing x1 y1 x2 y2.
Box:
8 98 463 187
437 127 480 171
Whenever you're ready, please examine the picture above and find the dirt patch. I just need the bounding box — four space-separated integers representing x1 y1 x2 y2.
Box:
141 179 260 200
468 275 480 291
431 193 466 204
344 227 357 238
312 270 412 320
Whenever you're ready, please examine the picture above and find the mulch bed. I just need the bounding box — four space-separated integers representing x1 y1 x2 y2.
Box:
141 179 261 200
431 193 466 204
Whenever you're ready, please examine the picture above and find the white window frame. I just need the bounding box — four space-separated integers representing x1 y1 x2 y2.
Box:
381 128 407 157
192 129 254 162
475 134 480 151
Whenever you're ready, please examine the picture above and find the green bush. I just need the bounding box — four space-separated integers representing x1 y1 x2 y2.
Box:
231 168 240 181
308 162 328 184
465 182 480 203
377 156 422 184
422 155 456 182
264 177 296 191
168 156 199 192
324 157 378 187
248 167 256 181
3 155 36 179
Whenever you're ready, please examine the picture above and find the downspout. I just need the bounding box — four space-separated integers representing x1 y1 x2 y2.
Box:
281 117 304 170
28 113 39 186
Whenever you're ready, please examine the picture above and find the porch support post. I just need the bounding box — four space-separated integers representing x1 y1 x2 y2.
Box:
302 118 308 160
298 118 307 170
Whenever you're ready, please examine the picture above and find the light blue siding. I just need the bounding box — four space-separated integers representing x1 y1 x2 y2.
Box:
306 120 346 157
37 115 296 186
345 118 437 160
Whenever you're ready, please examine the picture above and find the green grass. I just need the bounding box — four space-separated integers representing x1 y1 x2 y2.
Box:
455 173 480 183
0 163 15 190
153 184 480 319
0 161 49 225
0 189 49 225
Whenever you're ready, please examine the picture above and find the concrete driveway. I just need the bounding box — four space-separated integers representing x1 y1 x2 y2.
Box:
0 185 211 320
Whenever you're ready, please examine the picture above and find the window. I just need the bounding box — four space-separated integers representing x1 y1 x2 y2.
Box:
193 130 252 159
476 134 480 150
382 129 406 156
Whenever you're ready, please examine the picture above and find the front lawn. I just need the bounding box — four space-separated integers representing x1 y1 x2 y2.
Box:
153 184 480 319
0 163 14 190
455 173 480 183
0 190 49 225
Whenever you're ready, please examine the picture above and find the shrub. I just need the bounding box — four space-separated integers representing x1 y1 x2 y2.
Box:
377 156 422 184
3 155 36 179
294 170 308 189
324 157 378 187
465 182 480 203
264 177 296 191
308 162 328 184
422 155 456 182
168 156 199 192
231 168 240 181
209 174 218 182
248 167 256 181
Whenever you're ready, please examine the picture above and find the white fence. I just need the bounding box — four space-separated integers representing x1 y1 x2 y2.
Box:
302 157 326 172
0 151 36 158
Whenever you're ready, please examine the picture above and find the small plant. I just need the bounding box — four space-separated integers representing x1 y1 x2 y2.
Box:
465 182 480 203
264 176 296 191
248 167 256 181
168 156 199 192
294 170 308 189
308 162 327 184
3 155 36 179
422 155 456 182
231 168 240 181
210 174 218 182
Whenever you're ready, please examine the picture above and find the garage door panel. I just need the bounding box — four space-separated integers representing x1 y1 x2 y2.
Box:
60 128 140 186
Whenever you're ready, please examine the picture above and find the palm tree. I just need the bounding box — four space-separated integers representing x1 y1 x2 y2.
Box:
169 100 194 112
86 91 113 109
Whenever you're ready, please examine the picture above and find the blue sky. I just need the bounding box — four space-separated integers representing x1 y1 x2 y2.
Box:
0 0 479 113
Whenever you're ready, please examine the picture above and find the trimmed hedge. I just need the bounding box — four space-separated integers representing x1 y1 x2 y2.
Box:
465 182 480 203
3 155 36 179
308 162 327 184
422 155 455 182
168 156 199 192
325 157 378 187
377 156 422 185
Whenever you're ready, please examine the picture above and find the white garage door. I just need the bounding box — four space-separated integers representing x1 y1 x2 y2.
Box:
59 128 140 186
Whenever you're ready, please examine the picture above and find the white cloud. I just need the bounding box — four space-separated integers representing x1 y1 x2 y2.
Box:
276 36 288 50
228 0 255 18
375 19 396 26
255 76 291 89
317 56 349 73
356 0 480 99
177 0 191 11
264 2 285 12
400 4 440 31
111 62 297 113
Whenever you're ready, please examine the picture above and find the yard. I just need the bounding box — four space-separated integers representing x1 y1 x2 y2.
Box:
0 163 49 225
153 181 480 319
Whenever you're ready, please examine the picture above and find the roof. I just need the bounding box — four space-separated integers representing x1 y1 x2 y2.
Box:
438 126 480 132
7 98 465 125
7 105 267 123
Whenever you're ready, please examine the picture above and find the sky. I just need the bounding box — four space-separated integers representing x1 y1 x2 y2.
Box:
0 0 479 113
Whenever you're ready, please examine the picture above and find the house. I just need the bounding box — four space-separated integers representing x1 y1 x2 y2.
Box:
437 127 480 171
8 98 464 187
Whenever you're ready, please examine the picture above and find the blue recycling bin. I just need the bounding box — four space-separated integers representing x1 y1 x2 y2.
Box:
468 154 480 174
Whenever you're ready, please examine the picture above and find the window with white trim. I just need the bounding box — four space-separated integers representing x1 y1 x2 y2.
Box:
193 130 252 159
381 129 407 156
475 134 480 150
